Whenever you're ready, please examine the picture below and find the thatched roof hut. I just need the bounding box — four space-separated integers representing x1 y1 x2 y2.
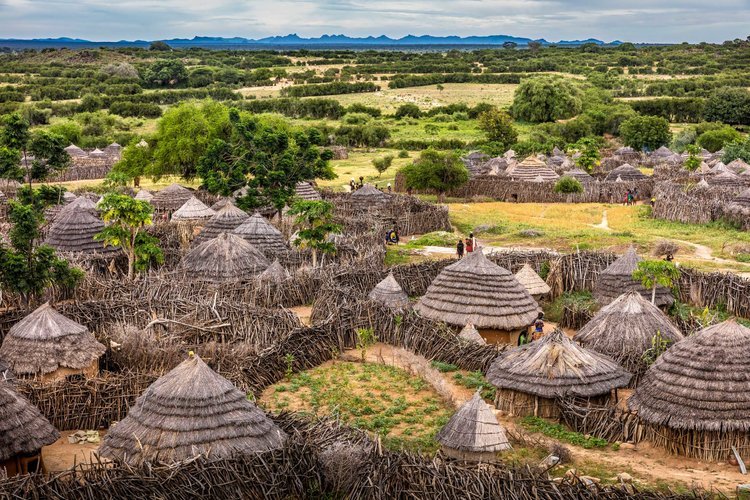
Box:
295 182 322 201
351 184 390 211
562 169 594 183
604 164 647 182
171 196 215 222
368 273 410 310
708 170 744 188
487 329 631 417
710 161 727 174
595 247 674 307
64 144 87 157
134 189 153 202
103 143 122 156
150 184 193 212
628 320 750 460
514 264 550 299
98 354 286 465
574 291 683 379
505 157 559 181
90 148 106 158
55 195 98 220
180 232 269 282
415 250 539 340
45 208 118 255
731 188 750 209
0 380 60 476
232 213 287 257
259 259 290 281
0 303 106 381
652 146 674 158
727 159 750 174
458 323 486 345
481 157 509 176
193 202 250 245
436 391 511 462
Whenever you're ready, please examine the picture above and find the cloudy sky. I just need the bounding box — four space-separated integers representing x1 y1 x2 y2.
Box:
1 0 749 43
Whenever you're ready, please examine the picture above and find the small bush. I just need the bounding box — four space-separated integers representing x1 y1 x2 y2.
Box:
430 361 459 372
553 176 584 194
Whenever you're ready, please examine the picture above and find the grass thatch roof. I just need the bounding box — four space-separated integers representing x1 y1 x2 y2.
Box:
708 170 745 188
628 320 750 431
180 232 269 282
594 247 674 307
151 184 193 211
487 329 631 399
193 202 250 245
458 323 486 345
505 157 559 181
436 391 511 453
514 264 550 297
259 259 290 281
134 189 154 202
351 184 390 211
171 196 215 221
64 144 87 157
562 169 594 183
45 208 118 255
295 182 322 201
732 188 750 209
652 146 674 158
0 303 106 377
604 164 647 182
0 381 59 461
368 273 410 310
727 159 750 174
232 213 287 256
98 354 286 465
574 292 683 374
415 250 539 330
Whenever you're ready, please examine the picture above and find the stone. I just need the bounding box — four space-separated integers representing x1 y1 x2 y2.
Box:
540 455 560 467
617 472 633 484
619 443 636 450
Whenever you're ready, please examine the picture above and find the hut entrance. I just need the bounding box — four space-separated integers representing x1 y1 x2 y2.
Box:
1 453 42 477
478 328 523 346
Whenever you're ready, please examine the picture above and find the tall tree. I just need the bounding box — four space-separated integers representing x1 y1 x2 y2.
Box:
288 200 341 268
510 77 582 123
633 260 679 305
399 149 469 202
620 115 672 152
112 137 153 186
477 108 518 148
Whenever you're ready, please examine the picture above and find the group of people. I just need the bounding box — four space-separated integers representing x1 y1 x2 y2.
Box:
456 233 476 258
349 177 392 193
517 312 546 346
624 188 639 206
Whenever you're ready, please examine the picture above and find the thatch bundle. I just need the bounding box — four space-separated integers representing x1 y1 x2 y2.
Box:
98 354 287 466
295 182 322 201
134 189 153 202
0 303 106 379
150 184 193 212
90 148 106 158
367 273 410 310
44 208 118 255
171 196 215 221
436 391 511 462
514 264 550 298
259 259 290 281
604 164 647 182
180 232 270 282
487 329 631 417
628 320 750 459
351 184 390 211
562 169 593 183
505 157 559 181
458 324 486 345
415 250 539 331
232 213 288 256
0 381 59 466
574 292 683 378
193 202 250 245
594 247 674 307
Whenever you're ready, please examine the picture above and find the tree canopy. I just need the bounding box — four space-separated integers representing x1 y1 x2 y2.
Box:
477 108 518 148
399 148 468 202
703 87 750 126
510 77 582 123
619 115 672 151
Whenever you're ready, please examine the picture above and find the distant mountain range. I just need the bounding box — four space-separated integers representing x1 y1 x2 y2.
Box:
0 34 622 49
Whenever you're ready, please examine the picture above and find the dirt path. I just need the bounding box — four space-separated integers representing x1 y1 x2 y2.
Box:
592 210 611 231
346 343 747 493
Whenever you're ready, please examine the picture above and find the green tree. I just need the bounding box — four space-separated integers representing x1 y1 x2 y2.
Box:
0 201 83 306
696 126 741 153
703 87 750 126
394 103 421 119
632 260 679 305
288 200 342 268
95 194 163 279
372 154 394 178
149 41 171 51
620 115 672 152
510 77 582 123
399 148 469 202
112 138 153 186
572 137 601 172
722 139 750 163
477 108 518 147
683 144 702 172
143 60 187 87
553 176 584 194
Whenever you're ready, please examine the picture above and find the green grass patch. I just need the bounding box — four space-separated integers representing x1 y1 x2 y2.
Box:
520 416 609 449
544 291 597 324
430 361 459 373
452 371 496 400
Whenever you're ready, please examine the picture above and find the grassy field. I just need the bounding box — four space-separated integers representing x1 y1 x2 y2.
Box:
319 149 414 190
260 361 453 452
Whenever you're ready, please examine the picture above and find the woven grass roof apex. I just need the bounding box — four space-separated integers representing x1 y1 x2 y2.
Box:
171 196 215 221
368 272 410 309
436 391 511 453
514 264 551 296
7 302 87 340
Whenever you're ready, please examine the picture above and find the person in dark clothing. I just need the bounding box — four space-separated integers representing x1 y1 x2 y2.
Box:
456 239 465 258
533 312 545 341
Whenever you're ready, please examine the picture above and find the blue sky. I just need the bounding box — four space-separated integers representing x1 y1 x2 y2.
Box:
1 0 749 43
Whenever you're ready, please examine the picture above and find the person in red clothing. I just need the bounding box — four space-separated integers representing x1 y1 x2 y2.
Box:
465 237 474 253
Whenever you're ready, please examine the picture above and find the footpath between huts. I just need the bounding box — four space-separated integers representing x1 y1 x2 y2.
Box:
343 342 748 495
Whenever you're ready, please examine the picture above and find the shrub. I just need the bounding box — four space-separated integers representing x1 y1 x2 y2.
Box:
510 76 582 123
395 103 421 119
620 115 672 151
704 87 750 125
696 126 741 152
553 176 584 194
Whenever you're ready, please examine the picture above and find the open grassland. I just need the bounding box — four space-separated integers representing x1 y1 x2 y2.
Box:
260 361 453 453
318 149 415 190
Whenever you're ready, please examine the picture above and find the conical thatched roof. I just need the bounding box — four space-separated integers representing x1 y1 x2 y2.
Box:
604 164 647 182
697 178 710 189
731 188 750 209
487 329 631 399
506 156 559 181
98 354 286 465
193 202 250 245
562 169 593 183
232 213 287 256
45 208 118 255
708 170 744 188
514 264 550 297
103 143 122 155
727 159 750 174
295 182 322 201
459 323 486 345
134 189 154 202
710 161 727 174
574 292 683 374
415 250 539 330
180 232 269 282
652 146 674 158
615 146 636 156
90 148 106 158
56 195 98 220
436 391 511 454
628 320 750 431
368 273 410 310
211 197 231 211
595 248 674 307
0 381 60 461
351 184 390 211
259 259 290 281
64 144 87 157
171 196 215 221
150 184 193 211
0 303 106 377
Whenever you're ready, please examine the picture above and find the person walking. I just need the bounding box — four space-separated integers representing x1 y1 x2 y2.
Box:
456 239 465 258
465 237 474 253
